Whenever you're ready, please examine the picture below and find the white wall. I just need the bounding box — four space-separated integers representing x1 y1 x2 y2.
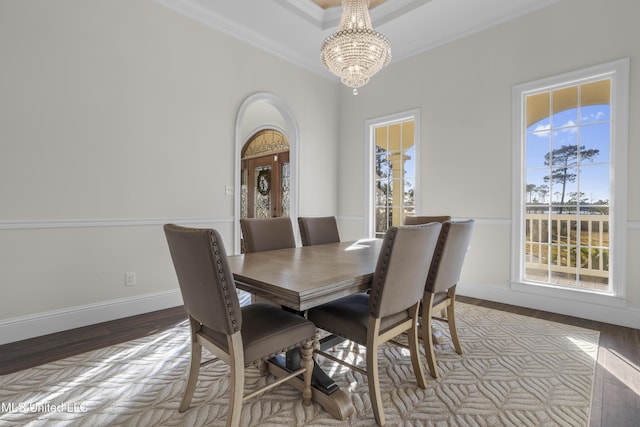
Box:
0 0 339 343
337 0 640 328
2 0 638 344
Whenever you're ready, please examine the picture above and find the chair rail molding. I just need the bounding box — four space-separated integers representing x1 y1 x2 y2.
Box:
0 217 234 230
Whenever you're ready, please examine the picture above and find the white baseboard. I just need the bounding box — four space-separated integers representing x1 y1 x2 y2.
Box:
0 290 184 345
3 282 637 346
458 281 640 330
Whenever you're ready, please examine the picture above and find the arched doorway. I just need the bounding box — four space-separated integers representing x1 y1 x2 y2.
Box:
234 92 299 254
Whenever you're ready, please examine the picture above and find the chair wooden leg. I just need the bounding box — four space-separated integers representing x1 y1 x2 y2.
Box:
179 341 202 412
300 342 314 406
227 334 245 427
422 293 439 379
447 289 463 355
367 319 385 426
408 303 427 389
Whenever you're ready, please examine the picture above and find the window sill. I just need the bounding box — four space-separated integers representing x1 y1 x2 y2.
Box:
509 280 627 308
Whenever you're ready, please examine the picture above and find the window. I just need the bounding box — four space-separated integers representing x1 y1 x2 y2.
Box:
366 110 419 238
512 59 629 299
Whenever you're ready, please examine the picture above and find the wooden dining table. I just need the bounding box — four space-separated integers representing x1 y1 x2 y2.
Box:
227 238 383 420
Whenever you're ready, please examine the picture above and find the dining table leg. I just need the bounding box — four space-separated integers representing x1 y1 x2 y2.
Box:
266 354 355 420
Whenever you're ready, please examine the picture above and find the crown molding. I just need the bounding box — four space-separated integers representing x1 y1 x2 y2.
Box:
275 0 431 30
153 0 329 78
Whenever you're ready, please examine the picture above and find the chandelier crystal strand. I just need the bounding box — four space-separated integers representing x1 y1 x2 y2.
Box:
320 0 391 95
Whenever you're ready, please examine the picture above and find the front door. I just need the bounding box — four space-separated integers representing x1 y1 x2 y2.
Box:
244 152 289 218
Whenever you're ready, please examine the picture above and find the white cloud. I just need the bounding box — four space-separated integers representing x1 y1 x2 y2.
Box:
560 120 578 133
582 111 606 122
533 123 550 137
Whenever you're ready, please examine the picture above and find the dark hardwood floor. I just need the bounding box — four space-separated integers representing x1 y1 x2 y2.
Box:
1 298 638 426
0 306 188 376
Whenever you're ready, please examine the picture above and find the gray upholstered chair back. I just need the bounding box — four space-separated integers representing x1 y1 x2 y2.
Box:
240 217 296 253
404 215 451 225
164 224 242 335
369 223 441 318
426 220 475 294
298 216 340 246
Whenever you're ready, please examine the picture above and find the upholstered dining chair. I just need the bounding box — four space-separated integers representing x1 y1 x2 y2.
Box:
308 223 442 426
402 215 452 342
421 219 475 379
404 215 451 225
239 217 297 306
163 224 315 427
298 216 340 246
240 217 296 253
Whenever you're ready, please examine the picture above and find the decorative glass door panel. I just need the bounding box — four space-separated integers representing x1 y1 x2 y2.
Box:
254 165 272 218
243 152 290 219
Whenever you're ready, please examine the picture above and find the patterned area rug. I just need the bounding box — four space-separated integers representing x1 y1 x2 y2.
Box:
0 303 599 426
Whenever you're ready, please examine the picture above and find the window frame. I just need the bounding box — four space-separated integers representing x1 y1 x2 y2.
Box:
511 58 629 303
365 109 421 238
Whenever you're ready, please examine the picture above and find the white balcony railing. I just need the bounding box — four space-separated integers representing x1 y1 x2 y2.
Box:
525 214 609 285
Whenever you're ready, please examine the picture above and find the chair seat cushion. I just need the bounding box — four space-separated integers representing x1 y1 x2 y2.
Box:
432 291 449 307
307 293 409 345
242 304 317 364
202 303 315 366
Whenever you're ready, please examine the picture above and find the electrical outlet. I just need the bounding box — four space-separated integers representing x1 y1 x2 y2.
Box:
225 185 233 196
125 272 136 287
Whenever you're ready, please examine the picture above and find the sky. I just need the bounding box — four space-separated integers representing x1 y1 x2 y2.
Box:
526 104 611 204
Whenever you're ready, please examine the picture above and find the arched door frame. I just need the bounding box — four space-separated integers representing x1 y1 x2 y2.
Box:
234 92 300 254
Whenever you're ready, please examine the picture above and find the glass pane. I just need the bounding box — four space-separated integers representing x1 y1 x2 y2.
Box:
391 205 402 227
549 167 577 210
581 104 610 124
526 131 550 168
581 122 610 163
375 127 388 151
386 179 395 205
241 168 248 219
375 179 390 205
388 123 401 154
579 164 610 206
556 216 576 245
581 79 610 124
404 145 415 180
526 169 549 209
281 162 290 218
548 142 579 169
404 179 415 207
552 86 578 128
375 147 389 179
375 207 389 235
588 218 610 249
254 165 271 219
526 92 550 130
551 129 578 161
525 242 549 283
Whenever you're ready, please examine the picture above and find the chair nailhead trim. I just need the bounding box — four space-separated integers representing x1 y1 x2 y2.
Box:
209 231 240 331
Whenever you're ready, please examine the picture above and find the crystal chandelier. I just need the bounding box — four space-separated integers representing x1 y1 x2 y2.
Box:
320 0 391 95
